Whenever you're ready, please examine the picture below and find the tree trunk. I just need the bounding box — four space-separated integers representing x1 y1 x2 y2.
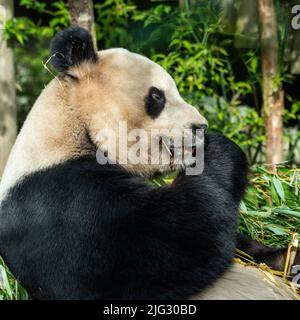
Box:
68 0 97 50
258 0 283 172
0 0 16 176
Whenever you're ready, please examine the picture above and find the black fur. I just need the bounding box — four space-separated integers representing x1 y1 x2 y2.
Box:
50 26 97 73
0 134 248 300
144 87 166 119
236 234 300 271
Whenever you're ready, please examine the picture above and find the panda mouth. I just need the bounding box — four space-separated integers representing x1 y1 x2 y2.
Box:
161 136 197 168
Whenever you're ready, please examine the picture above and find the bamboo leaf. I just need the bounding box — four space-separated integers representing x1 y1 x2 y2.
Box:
273 208 300 219
246 210 271 217
266 225 287 236
240 201 247 213
270 183 280 206
272 177 285 201
0 266 13 300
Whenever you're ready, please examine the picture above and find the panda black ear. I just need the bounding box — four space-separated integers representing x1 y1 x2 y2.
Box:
50 27 97 73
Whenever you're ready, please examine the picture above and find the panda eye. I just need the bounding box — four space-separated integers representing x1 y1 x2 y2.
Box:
145 87 166 119
151 91 164 103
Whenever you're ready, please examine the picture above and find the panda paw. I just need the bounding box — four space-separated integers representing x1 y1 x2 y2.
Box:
204 133 247 166
203 133 249 199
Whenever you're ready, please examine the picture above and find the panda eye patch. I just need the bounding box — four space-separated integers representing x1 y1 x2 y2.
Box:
145 87 166 119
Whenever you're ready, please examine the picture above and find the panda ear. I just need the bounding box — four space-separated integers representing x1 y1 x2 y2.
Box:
50 27 97 73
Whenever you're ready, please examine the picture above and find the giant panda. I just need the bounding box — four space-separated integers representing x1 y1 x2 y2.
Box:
0 27 297 300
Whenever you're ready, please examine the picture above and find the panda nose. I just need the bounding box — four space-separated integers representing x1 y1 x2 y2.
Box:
191 123 208 134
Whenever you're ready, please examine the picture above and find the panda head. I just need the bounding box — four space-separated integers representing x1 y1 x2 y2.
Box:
50 27 208 177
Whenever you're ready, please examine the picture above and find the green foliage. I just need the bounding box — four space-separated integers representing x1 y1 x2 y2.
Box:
240 167 300 247
0 257 29 300
94 0 137 49
4 0 69 43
